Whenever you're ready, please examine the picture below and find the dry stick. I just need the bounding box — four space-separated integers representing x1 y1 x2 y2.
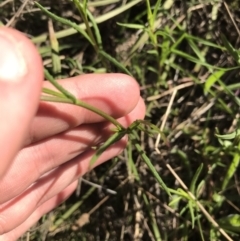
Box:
134 192 143 240
73 178 130 230
120 192 130 240
154 89 177 150
0 0 12 7
142 187 194 228
166 164 233 241
229 113 240 133
154 90 233 241
147 81 193 101
84 177 129 216
226 199 240 213
81 178 117 195
6 0 31 27
223 2 240 39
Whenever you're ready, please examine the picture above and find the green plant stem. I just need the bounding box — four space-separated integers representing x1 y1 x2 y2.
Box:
72 0 98 52
41 95 124 130
32 0 143 44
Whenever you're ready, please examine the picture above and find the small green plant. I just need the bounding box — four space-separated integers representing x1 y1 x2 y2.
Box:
17 1 240 240
42 66 171 195
37 0 173 197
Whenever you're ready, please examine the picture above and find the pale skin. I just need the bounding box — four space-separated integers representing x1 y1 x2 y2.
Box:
0 28 146 240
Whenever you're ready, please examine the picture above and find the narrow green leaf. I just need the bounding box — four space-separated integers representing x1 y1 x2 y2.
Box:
100 50 132 75
133 138 171 196
177 188 191 200
188 39 206 63
86 6 102 48
190 163 203 194
146 0 153 27
90 131 126 167
221 34 240 64
152 0 162 22
87 0 120 7
215 129 240 140
188 201 195 229
83 0 88 9
218 214 240 233
159 32 171 66
42 87 66 98
72 0 98 50
33 0 143 43
35 1 94 45
197 214 205 241
44 69 76 103
48 20 61 76
204 70 225 95
142 194 162 240
185 34 225 50
169 195 181 209
117 22 145 29
171 49 227 70
222 151 240 190
127 141 140 182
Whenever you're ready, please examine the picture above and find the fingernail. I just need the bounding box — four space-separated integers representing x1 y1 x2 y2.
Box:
0 32 27 82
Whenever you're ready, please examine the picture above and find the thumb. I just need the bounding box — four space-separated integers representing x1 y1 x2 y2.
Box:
0 27 43 177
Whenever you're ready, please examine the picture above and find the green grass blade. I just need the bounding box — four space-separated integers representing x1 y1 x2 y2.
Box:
127 141 140 182
197 216 206 241
190 163 203 194
72 0 97 50
116 22 145 30
188 39 206 62
44 69 76 103
218 214 240 233
215 130 240 140
100 50 132 75
188 201 195 229
152 0 162 23
132 137 171 196
146 0 153 27
34 1 94 45
85 6 103 49
87 0 120 7
142 194 162 240
83 0 87 9
42 87 66 98
90 131 126 168
171 49 224 70
221 34 240 64
169 195 182 208
185 34 225 50
48 20 61 76
204 69 225 95
159 32 171 66
222 149 240 190
33 0 143 43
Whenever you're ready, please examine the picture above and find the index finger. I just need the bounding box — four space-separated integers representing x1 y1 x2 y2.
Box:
25 73 141 145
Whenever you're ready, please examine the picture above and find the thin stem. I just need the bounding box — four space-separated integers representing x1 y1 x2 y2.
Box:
72 0 98 52
41 95 124 130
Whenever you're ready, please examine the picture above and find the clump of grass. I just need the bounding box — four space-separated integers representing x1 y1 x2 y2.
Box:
1 0 240 240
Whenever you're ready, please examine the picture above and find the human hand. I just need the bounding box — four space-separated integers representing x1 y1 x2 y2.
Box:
0 27 145 240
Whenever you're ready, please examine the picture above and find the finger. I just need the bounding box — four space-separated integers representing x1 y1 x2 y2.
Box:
0 181 77 241
0 98 145 203
0 133 126 235
0 27 43 177
26 73 140 145
0 123 109 203
0 98 145 234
